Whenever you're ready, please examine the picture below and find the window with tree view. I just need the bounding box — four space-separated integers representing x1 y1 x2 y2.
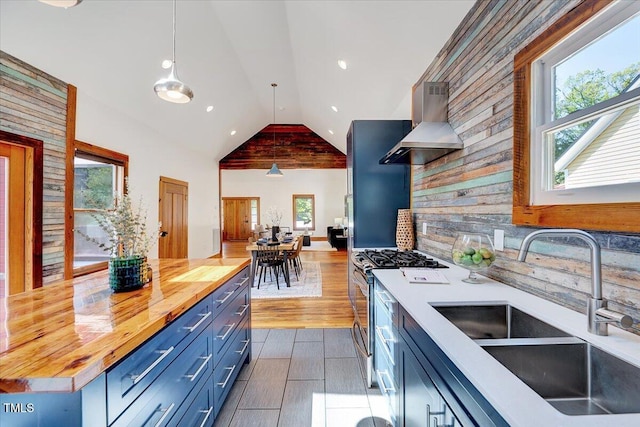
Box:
531 3 639 205
293 194 315 231
73 146 126 272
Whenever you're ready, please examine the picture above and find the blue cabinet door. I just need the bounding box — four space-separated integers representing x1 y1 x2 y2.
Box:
347 120 412 248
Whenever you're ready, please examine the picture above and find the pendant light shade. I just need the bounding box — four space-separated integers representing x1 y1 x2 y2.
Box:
154 62 193 104
154 0 193 104
267 163 283 177
266 83 283 177
38 0 82 7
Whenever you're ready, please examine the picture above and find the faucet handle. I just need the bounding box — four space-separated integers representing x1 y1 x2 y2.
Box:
595 307 633 329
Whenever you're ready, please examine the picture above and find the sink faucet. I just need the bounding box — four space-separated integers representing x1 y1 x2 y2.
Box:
517 229 633 336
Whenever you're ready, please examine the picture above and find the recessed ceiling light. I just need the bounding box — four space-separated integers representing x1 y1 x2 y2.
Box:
161 59 172 69
328 129 334 135
206 106 214 112
337 59 347 70
230 130 237 136
331 106 338 112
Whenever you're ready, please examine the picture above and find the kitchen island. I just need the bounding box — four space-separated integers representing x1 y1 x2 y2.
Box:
0 258 251 426
373 256 640 427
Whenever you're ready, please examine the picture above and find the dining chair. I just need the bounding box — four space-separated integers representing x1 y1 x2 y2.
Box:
256 241 284 289
285 237 303 280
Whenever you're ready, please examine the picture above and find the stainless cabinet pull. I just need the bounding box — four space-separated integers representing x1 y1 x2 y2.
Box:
236 339 250 355
235 304 249 316
216 290 235 304
183 311 212 333
375 290 394 304
153 402 175 427
217 365 236 389
426 404 431 427
217 323 236 340
375 325 395 362
376 369 395 393
130 346 174 384
237 277 249 287
185 354 212 382
198 407 213 427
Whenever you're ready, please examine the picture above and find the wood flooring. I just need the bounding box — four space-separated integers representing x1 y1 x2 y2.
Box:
221 241 353 329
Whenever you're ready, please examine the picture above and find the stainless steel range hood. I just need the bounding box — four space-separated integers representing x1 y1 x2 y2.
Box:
380 82 462 165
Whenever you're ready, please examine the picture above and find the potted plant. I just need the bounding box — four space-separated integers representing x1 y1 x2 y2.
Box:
77 179 159 292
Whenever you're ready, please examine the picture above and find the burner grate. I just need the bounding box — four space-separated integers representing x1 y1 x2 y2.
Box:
362 249 448 269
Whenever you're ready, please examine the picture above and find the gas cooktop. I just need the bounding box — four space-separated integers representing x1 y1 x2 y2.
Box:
361 249 448 269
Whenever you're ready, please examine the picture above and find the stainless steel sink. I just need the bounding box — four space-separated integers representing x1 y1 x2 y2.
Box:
432 304 571 339
483 341 640 415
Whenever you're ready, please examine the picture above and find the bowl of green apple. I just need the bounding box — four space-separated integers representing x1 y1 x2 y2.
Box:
451 233 496 283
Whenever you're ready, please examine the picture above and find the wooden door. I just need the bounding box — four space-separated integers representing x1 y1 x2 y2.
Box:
158 176 188 258
222 198 254 240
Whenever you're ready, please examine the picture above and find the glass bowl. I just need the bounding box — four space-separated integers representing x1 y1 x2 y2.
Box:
451 233 496 283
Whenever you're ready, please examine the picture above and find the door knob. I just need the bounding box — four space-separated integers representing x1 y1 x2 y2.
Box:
160 231 169 237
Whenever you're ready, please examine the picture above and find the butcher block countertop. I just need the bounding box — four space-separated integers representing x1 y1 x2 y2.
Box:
0 258 250 394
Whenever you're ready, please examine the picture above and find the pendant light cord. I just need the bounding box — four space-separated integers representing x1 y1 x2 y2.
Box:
172 0 177 64
272 83 277 161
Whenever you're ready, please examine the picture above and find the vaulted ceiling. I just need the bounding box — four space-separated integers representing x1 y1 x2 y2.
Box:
0 0 474 161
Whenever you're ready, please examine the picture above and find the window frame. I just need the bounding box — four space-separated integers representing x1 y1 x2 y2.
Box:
70 140 128 277
513 0 640 232
292 194 315 231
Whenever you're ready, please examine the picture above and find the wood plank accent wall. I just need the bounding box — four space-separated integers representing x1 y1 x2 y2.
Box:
0 50 67 284
220 124 346 169
412 0 640 334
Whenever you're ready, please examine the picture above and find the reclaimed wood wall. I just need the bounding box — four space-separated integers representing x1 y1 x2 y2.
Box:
220 124 346 170
0 51 67 284
412 0 640 334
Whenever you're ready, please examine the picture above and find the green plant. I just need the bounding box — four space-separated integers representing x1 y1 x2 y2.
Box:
77 179 159 258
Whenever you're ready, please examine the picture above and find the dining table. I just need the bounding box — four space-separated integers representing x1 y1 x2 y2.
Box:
245 237 297 288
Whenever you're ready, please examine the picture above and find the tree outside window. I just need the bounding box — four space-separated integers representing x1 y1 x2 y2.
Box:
73 143 127 274
293 194 315 231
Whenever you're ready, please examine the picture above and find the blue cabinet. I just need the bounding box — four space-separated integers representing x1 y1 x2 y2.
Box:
0 266 251 427
399 306 508 427
347 120 412 248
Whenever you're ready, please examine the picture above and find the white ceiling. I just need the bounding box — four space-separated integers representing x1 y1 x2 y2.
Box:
0 0 474 160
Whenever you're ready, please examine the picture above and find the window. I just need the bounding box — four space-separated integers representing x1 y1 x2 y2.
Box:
513 0 640 232
293 194 315 231
73 141 128 275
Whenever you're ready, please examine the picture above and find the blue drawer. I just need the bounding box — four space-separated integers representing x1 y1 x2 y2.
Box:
173 374 214 427
107 295 213 425
212 267 250 312
375 337 399 425
214 317 250 416
374 280 398 328
213 284 249 364
111 327 213 426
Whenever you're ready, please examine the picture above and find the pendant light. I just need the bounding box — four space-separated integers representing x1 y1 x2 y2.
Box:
266 83 283 177
38 0 82 7
154 0 193 104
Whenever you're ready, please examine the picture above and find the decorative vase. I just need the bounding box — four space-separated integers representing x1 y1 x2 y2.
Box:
396 209 414 251
271 225 280 242
451 233 496 283
109 255 145 292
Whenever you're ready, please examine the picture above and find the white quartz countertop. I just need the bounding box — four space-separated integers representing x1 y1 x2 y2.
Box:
372 255 640 427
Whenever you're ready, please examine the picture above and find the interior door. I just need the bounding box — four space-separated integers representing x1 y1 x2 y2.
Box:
0 138 39 296
222 198 255 240
158 176 188 258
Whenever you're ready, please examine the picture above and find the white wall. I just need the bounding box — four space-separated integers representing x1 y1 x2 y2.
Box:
75 91 219 258
221 169 347 235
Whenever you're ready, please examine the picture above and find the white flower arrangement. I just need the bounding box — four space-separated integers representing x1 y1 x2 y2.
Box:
77 179 160 259
266 205 283 227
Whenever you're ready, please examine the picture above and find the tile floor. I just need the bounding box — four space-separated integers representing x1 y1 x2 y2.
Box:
213 328 392 427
